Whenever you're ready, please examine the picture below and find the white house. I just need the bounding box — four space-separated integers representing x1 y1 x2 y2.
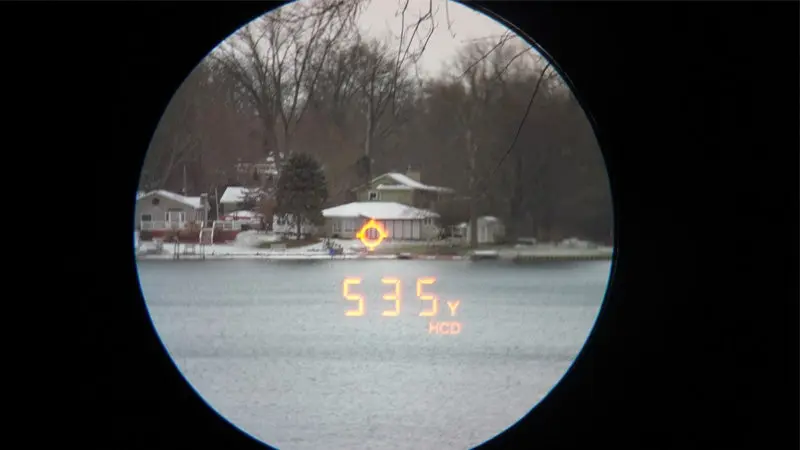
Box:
322 201 439 240
459 216 506 244
135 190 210 231
219 186 266 215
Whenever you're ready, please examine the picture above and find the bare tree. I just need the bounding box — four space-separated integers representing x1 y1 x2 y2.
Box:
358 0 436 180
140 67 207 192
210 0 365 172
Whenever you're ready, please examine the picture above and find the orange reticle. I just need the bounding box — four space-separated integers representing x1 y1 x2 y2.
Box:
356 218 388 251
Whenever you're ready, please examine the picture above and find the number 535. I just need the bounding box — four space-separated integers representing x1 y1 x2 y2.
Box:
343 277 438 317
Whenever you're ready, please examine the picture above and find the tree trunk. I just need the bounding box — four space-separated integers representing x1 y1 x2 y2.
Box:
468 196 479 248
466 128 479 249
296 217 302 240
214 186 220 221
507 152 524 244
364 107 372 157
363 106 374 184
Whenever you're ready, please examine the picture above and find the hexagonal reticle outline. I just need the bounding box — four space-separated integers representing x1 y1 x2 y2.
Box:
356 218 388 251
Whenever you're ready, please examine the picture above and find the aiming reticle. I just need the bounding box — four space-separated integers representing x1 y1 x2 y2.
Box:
355 218 388 251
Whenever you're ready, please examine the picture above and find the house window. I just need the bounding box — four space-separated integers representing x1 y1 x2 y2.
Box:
151 198 160 206
141 214 152 222
368 191 378 201
333 221 340 233
343 219 356 232
167 209 185 223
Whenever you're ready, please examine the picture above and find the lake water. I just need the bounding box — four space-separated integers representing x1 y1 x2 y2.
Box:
137 259 611 450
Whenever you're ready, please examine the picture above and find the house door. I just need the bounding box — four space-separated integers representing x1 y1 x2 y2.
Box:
411 221 420 239
402 220 412 239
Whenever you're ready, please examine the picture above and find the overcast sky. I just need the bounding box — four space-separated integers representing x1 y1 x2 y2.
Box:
214 0 543 79
357 0 538 78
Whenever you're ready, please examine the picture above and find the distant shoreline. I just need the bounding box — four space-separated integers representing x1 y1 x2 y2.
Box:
134 247 614 262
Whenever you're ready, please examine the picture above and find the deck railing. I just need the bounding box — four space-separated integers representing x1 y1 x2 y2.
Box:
214 219 263 231
140 220 202 230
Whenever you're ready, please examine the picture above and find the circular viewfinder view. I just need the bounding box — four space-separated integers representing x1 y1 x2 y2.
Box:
134 1 614 449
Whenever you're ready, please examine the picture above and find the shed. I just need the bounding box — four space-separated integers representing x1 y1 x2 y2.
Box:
460 216 506 244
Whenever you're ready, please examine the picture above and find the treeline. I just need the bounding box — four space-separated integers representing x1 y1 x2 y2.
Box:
140 0 612 244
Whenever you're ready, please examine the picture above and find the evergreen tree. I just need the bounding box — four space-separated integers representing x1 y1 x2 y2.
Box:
274 154 329 239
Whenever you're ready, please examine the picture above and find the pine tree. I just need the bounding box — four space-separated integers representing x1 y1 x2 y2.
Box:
274 154 329 239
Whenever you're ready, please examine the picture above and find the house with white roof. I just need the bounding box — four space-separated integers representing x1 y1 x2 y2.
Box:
135 190 210 231
234 153 281 178
351 168 455 210
219 186 267 216
322 201 439 240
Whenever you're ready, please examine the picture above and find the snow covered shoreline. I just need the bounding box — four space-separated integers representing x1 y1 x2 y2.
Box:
134 231 612 262
133 245 613 262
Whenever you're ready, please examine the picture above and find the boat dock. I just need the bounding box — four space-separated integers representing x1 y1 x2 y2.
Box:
468 248 614 262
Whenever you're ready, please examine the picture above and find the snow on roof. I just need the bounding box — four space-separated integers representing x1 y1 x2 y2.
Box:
223 210 263 219
220 186 264 204
383 173 455 193
374 184 413 191
138 190 204 209
457 216 501 228
323 202 439 220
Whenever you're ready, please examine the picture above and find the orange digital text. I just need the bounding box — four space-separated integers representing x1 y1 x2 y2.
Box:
428 321 462 335
342 276 462 334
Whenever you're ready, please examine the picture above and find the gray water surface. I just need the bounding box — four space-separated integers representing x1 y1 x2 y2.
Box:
137 259 611 450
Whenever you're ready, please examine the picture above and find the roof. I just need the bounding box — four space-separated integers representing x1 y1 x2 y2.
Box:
375 183 413 191
352 172 455 193
322 202 439 220
382 173 454 193
138 190 205 209
223 210 263 219
457 216 502 228
220 186 265 204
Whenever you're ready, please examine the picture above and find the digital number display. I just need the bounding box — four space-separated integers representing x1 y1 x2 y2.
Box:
342 276 462 335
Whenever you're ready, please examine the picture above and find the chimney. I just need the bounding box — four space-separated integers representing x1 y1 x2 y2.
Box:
405 165 421 182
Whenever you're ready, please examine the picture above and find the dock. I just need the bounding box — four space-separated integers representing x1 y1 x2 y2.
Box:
468 247 613 262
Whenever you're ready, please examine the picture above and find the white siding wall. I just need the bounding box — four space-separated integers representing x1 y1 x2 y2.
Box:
327 217 437 240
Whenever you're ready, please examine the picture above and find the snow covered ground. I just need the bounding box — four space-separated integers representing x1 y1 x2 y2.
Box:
135 231 370 260
134 231 612 261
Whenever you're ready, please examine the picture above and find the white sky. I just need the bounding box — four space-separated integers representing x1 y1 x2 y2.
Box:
357 0 538 78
